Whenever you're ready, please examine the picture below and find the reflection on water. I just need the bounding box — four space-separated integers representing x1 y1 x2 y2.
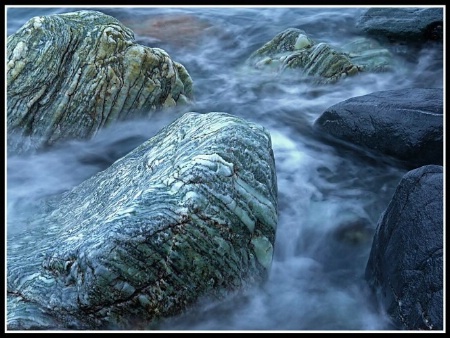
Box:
6 6 443 331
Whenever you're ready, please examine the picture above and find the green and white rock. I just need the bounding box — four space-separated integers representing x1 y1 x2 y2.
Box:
248 28 315 59
7 10 194 155
246 28 394 84
7 112 278 330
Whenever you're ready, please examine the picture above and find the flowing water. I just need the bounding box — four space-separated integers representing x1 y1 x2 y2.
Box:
6 6 444 331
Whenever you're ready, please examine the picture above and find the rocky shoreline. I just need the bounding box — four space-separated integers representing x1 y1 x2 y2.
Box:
6 7 443 330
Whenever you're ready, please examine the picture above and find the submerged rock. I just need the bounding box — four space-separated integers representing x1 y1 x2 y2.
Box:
339 37 393 72
365 165 443 330
245 28 394 84
119 13 216 49
7 112 278 330
313 88 443 169
7 10 194 155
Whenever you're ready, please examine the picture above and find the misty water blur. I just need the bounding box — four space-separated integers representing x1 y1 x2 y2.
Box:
6 6 443 331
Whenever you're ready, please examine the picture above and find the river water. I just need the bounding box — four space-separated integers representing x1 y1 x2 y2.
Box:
6 5 444 331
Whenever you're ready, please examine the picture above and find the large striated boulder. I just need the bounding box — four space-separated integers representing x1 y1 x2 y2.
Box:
7 10 194 155
313 88 443 168
356 7 443 44
365 165 443 330
7 112 278 330
245 28 394 84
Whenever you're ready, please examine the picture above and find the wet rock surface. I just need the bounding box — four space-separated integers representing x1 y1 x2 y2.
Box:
356 7 443 45
365 165 443 330
313 88 443 169
245 28 395 84
7 112 278 330
7 10 194 155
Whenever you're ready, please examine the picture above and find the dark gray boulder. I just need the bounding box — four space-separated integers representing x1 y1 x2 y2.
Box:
7 112 278 330
356 8 443 44
365 165 443 330
313 88 443 168
7 10 194 155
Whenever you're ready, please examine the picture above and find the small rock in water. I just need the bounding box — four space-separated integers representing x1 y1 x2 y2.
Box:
245 28 396 84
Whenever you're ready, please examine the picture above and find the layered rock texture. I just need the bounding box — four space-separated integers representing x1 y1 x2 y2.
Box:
245 28 394 84
7 112 278 330
7 10 194 155
314 88 443 168
365 165 443 330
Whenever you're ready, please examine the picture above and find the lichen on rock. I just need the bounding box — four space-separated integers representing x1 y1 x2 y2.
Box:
7 10 194 155
7 112 278 330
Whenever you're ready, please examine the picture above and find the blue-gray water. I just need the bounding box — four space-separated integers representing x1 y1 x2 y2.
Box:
6 6 443 331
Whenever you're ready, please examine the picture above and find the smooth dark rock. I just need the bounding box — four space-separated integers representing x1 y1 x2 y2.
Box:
313 88 443 168
7 10 194 155
365 165 443 330
356 8 443 44
7 112 278 330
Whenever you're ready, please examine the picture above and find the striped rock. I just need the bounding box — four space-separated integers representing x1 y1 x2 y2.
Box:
7 112 278 330
7 10 194 155
246 28 394 84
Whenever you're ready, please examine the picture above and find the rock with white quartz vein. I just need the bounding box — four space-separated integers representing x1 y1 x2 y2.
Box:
7 112 278 330
7 10 194 155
